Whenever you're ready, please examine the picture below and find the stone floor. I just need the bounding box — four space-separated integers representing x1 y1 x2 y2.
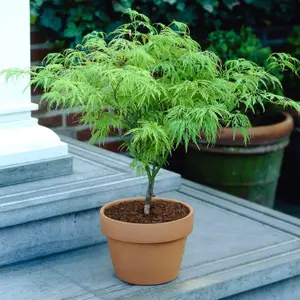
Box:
1 181 300 300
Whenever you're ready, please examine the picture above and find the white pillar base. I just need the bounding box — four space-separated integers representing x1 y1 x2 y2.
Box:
0 0 71 176
0 118 68 167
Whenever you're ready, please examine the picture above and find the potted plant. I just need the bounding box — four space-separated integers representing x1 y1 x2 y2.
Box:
2 9 299 284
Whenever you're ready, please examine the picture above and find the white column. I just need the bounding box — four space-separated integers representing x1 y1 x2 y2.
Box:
0 0 68 167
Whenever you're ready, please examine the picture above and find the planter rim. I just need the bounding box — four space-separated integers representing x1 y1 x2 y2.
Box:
199 112 294 146
100 197 194 244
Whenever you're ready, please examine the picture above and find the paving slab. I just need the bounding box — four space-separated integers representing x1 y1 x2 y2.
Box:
0 183 299 300
0 260 92 300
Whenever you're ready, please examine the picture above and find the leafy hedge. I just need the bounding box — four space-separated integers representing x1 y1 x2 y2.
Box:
30 0 299 47
208 27 272 65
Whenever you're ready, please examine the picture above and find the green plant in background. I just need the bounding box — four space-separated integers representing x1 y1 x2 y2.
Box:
3 10 300 214
30 0 115 47
288 26 300 57
30 0 299 48
208 27 271 65
208 27 286 95
283 26 300 100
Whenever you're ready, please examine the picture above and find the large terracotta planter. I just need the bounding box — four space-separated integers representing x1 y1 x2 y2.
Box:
100 197 194 285
185 113 294 207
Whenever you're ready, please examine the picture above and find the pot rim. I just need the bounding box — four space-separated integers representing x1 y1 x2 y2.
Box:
100 197 194 244
221 112 292 132
198 112 294 146
100 197 194 226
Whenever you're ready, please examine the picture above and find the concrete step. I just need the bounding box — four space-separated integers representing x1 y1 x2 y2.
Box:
0 185 299 299
0 136 180 266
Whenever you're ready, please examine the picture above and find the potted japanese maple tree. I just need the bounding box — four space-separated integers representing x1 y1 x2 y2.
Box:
2 9 299 285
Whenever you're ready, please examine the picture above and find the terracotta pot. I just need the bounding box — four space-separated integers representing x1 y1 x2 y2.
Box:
100 197 194 285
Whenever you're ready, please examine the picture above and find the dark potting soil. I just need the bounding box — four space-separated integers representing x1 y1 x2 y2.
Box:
104 200 190 224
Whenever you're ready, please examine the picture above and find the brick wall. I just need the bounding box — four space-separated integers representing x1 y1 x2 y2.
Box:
30 28 125 153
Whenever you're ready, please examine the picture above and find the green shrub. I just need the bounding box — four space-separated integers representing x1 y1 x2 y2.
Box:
207 27 285 95
208 27 271 65
288 26 300 57
284 26 300 100
30 0 299 47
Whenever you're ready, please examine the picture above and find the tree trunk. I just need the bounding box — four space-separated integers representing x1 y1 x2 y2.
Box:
144 180 154 215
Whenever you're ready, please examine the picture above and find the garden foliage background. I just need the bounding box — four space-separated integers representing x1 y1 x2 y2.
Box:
30 0 299 48
29 0 300 149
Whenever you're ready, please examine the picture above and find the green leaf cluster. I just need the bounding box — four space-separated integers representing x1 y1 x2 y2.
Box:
30 0 114 46
283 26 300 101
208 27 271 66
288 26 300 58
207 27 286 94
30 0 299 48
